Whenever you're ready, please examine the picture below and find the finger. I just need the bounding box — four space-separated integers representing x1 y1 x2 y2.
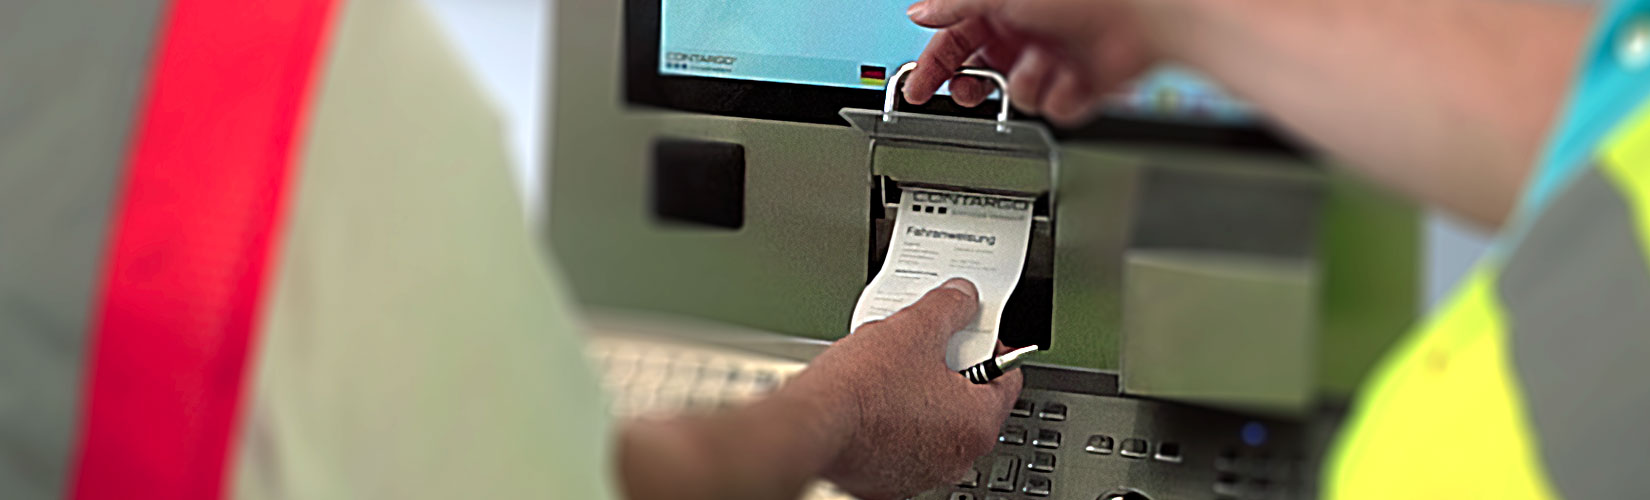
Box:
908 0 1004 29
982 367 1024 413
916 0 1112 47
975 17 1026 71
994 341 1015 356
1091 40 1156 94
906 18 993 105
1007 46 1057 116
1041 66 1100 127
881 278 981 351
950 55 997 107
990 0 1102 43
956 20 1031 107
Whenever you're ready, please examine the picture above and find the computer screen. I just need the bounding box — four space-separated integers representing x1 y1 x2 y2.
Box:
657 0 1255 125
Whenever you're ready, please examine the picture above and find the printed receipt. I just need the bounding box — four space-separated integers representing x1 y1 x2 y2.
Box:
851 187 1036 371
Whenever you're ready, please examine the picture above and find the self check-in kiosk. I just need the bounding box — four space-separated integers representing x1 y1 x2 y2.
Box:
549 0 1423 497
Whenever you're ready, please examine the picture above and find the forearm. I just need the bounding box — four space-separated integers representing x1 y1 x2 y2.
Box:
618 384 855 500
1146 0 1593 227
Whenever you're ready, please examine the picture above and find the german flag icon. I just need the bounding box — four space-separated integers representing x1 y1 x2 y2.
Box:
860 65 887 86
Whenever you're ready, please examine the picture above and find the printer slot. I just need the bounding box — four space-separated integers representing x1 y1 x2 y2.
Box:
868 176 1054 350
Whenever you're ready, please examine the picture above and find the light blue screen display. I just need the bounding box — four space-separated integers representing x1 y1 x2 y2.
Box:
658 0 1254 124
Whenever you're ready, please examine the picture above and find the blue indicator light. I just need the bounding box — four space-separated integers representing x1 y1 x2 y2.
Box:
1241 421 1268 447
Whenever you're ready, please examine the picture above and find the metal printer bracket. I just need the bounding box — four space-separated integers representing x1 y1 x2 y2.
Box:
840 62 1061 350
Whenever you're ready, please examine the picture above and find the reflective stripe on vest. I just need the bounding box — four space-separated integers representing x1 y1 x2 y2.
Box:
70 1 340 499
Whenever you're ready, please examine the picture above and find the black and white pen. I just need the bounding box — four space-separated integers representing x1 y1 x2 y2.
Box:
959 345 1039 384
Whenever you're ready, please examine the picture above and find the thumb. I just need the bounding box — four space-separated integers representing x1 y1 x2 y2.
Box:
980 364 1024 412
883 278 981 350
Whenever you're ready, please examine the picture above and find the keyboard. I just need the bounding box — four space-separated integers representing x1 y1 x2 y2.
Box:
586 334 805 418
587 333 856 500
917 371 1315 500
586 322 1318 500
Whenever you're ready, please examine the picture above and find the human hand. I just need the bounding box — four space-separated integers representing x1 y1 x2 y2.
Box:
786 279 1023 500
901 0 1162 126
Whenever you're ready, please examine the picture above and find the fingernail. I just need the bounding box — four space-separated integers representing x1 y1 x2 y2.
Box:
940 278 978 299
906 1 928 20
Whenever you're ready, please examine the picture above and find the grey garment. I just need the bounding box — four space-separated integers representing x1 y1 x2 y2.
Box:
1499 167 1650 500
230 0 617 498
0 1 166 498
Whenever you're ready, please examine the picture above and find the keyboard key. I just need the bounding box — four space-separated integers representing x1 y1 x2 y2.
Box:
999 425 1027 446
655 390 688 413
1251 477 1274 493
1029 451 1056 472
985 496 1011 500
955 468 980 488
1037 402 1067 421
948 493 975 500
631 356 670 386
752 370 781 392
700 357 733 378
1084 434 1114 455
1120 438 1150 458
686 391 722 411
1032 429 1061 449
1277 459 1305 481
1021 474 1052 497
1154 441 1183 463
664 358 703 387
1213 473 1243 497
1011 399 1033 418
1249 453 1275 475
987 456 1019 492
727 364 753 384
1214 449 1240 472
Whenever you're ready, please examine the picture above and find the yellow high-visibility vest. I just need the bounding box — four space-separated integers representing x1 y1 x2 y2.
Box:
1327 3 1650 496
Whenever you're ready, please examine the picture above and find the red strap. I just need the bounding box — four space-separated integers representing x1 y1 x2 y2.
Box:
72 1 341 499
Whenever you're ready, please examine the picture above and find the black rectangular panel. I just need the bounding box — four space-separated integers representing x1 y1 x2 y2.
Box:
651 138 746 230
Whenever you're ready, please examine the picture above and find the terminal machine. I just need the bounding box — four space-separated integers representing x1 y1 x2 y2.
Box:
548 0 1423 498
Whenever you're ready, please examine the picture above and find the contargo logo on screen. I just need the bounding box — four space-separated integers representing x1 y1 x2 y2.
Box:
667 52 738 66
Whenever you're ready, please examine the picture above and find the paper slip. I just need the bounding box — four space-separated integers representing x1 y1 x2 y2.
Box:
850 187 1036 371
